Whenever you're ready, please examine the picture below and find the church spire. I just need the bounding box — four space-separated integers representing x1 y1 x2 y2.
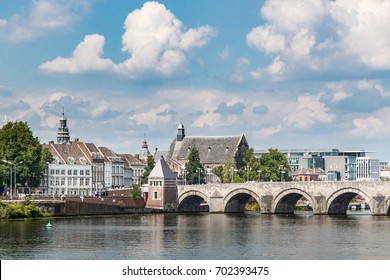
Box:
139 134 151 161
57 107 70 144
177 119 185 141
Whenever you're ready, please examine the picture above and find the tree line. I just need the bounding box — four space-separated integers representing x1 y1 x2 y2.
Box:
184 146 291 184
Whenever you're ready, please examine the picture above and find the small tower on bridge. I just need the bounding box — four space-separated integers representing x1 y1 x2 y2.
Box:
145 156 178 211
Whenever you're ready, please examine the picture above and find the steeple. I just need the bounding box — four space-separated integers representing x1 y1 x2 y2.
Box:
177 119 185 141
57 107 70 144
139 134 151 161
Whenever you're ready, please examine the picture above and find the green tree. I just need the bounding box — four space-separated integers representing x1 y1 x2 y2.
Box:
222 161 244 183
131 184 142 199
141 155 155 185
185 146 205 184
237 148 262 182
0 121 45 192
259 148 291 182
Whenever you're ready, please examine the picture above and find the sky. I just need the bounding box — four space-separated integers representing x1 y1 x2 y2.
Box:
1 0 390 161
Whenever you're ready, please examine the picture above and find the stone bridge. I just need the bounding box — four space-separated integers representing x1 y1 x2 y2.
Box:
177 181 390 215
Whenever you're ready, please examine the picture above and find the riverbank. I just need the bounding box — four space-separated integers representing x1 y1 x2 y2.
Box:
0 199 52 219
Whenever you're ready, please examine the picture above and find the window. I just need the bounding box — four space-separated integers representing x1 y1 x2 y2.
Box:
154 191 158 199
60 178 65 186
80 178 84 186
80 170 84 176
68 170 72 176
50 170 55 175
86 170 90 176
73 170 78 176
85 178 90 186
61 169 65 175
55 170 60 175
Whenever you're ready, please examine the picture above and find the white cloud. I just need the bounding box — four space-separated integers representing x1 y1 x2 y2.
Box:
192 111 221 128
116 1 215 78
247 0 390 80
285 95 336 128
349 107 390 138
330 0 390 69
230 57 250 82
0 0 90 42
254 125 282 137
129 104 174 127
39 34 115 74
250 56 285 80
39 1 215 79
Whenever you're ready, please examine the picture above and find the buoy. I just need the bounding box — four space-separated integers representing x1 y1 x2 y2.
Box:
46 220 52 227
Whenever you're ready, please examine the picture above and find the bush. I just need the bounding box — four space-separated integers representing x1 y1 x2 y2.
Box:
0 199 51 219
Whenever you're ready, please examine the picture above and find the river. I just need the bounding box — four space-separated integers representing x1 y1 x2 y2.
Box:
1 211 390 260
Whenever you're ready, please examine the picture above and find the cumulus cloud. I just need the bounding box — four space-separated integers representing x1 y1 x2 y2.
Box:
349 107 390 139
129 104 175 127
285 95 336 128
192 111 221 128
0 0 90 42
247 0 390 80
40 1 216 79
39 34 115 74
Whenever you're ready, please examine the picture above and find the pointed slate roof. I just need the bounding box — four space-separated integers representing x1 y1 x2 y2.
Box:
149 157 176 179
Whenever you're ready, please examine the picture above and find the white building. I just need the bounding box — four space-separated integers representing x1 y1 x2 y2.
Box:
100 147 125 189
356 157 380 181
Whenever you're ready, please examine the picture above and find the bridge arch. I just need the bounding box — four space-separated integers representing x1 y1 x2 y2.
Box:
178 190 210 212
327 188 371 215
273 188 314 214
223 188 261 213
386 197 390 215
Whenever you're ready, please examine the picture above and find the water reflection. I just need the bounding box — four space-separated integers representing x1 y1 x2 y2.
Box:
1 213 390 260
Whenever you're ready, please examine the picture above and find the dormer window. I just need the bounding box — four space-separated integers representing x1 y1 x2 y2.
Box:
54 156 61 164
68 157 75 164
80 157 87 165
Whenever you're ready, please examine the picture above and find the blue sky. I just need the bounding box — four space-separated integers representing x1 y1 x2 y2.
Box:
1 0 390 161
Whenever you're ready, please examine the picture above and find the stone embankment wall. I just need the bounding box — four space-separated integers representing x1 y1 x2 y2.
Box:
37 197 149 216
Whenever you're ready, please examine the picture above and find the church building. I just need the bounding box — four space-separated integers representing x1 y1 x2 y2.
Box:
166 121 249 177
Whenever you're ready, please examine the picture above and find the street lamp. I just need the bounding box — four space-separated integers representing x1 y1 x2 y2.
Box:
184 169 187 185
197 168 202 184
14 161 23 197
257 170 262 182
2 160 12 200
245 166 252 182
279 165 286 182
2 160 23 200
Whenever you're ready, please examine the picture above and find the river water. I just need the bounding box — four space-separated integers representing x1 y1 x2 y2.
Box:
1 212 390 260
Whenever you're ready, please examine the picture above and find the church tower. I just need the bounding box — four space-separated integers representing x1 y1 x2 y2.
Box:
139 136 151 162
57 107 70 144
177 121 185 141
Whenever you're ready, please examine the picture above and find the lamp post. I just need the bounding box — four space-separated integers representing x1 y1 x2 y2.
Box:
245 166 251 182
2 160 12 200
184 169 187 185
257 170 262 182
197 168 202 184
2 160 23 200
14 161 23 198
279 165 286 182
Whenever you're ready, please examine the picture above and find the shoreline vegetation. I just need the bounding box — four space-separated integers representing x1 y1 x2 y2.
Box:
0 198 52 220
